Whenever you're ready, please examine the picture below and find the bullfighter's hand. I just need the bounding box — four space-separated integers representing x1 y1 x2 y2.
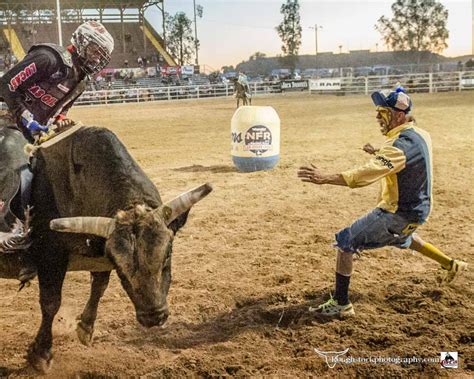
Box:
362 143 378 155
297 164 328 185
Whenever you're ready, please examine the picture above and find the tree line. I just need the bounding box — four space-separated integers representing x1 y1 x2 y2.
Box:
163 0 450 71
276 0 450 72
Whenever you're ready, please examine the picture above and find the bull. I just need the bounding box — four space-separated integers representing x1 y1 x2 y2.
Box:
0 125 212 373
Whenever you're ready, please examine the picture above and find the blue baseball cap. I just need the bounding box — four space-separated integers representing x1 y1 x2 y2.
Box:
371 87 412 113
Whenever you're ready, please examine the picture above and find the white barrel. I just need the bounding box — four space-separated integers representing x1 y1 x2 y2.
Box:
231 106 280 172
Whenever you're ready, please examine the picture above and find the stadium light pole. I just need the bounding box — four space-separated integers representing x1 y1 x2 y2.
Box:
56 0 63 46
309 24 322 56
193 0 199 66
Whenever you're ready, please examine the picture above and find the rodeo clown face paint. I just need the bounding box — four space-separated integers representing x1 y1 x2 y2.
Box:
376 106 393 135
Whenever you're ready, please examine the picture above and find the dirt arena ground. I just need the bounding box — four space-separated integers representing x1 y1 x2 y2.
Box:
1 91 473 378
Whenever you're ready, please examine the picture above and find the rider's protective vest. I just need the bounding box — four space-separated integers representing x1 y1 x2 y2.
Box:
0 43 86 128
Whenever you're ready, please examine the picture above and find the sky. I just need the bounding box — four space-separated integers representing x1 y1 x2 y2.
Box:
145 0 473 70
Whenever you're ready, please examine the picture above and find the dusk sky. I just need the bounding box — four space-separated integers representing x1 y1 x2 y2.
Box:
145 0 472 70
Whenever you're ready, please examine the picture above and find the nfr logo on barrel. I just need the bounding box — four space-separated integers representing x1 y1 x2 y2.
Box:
231 106 280 172
244 125 272 156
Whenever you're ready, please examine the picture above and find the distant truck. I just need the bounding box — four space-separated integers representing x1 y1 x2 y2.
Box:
271 68 291 80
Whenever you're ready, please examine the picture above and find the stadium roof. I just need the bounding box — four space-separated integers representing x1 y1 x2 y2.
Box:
0 1 161 11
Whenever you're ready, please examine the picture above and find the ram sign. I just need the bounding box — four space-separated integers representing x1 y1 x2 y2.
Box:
309 79 342 90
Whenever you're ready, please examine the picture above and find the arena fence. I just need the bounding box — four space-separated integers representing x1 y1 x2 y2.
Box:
74 71 474 106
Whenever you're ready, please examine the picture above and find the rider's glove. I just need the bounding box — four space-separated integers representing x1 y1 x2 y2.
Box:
21 110 48 135
53 114 75 129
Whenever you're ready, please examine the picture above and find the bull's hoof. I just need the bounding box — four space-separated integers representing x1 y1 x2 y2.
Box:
76 321 94 346
27 344 53 373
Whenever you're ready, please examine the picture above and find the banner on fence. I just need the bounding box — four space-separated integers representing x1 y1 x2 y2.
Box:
147 67 157 77
181 65 195 75
309 78 342 90
160 66 181 76
280 80 309 91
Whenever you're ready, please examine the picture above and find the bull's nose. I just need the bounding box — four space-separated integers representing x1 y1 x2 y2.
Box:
137 308 169 328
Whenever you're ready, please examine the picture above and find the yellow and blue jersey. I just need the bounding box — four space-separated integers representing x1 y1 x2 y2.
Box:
342 122 433 223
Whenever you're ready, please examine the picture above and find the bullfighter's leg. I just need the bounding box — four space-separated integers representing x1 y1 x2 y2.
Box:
27 261 67 373
409 233 467 284
76 271 111 346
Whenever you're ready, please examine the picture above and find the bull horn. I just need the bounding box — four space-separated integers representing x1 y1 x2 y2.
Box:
50 217 116 238
164 182 213 224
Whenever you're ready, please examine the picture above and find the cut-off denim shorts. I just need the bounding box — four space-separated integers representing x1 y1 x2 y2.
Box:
335 208 421 253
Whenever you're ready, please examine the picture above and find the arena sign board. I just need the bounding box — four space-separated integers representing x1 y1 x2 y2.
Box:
280 80 309 91
181 65 195 75
461 78 474 86
146 67 157 77
160 66 181 76
309 78 342 90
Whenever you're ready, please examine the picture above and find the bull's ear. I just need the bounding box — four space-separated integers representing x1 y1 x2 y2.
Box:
168 209 190 235
162 206 173 223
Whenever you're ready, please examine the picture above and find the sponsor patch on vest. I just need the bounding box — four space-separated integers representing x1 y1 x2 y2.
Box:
57 83 70 93
8 63 37 92
375 155 394 169
27 84 59 107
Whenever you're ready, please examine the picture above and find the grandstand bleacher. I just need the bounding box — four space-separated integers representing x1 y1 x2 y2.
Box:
0 0 176 71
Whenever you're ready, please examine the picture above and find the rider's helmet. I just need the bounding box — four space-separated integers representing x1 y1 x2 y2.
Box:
71 21 114 75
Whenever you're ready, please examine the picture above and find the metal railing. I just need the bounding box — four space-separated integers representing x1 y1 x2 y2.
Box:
75 82 282 106
309 71 474 95
74 71 474 106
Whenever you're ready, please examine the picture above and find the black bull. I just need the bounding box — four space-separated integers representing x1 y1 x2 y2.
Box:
0 126 212 373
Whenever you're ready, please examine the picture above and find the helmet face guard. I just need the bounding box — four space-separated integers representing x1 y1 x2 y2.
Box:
72 21 114 75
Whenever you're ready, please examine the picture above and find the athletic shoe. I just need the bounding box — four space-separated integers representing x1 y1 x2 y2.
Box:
309 296 355 318
442 259 467 284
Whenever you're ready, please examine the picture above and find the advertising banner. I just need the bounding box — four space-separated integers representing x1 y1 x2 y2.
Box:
181 65 195 75
309 78 342 90
160 66 181 76
280 80 309 91
146 66 157 77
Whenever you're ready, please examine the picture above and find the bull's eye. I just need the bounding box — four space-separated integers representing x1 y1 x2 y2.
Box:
130 233 137 250
165 246 172 261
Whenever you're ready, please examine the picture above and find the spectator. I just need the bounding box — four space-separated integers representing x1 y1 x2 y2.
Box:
137 56 143 67
4 54 10 69
95 74 104 89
